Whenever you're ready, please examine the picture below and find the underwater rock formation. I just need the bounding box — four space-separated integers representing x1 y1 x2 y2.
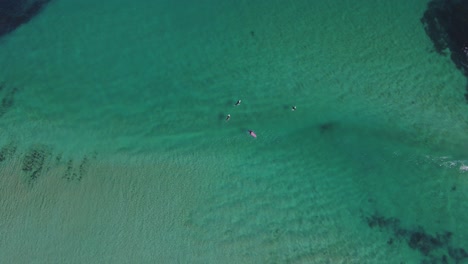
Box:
0 0 51 39
421 0 468 101
22 145 51 182
421 0 468 73
366 213 468 263
63 152 97 182
0 141 16 162
0 139 98 184
0 85 18 117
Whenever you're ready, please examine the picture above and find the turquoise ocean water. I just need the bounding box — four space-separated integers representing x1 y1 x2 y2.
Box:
1 0 468 263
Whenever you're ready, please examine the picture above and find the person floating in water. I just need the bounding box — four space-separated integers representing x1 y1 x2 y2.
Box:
291 106 297 111
225 114 231 121
235 100 241 106
248 130 257 138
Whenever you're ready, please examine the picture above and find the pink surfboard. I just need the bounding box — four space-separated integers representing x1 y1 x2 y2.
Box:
249 130 257 138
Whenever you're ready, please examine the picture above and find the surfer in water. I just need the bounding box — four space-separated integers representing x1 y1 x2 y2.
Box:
248 130 257 138
225 114 231 121
235 100 241 106
291 105 297 111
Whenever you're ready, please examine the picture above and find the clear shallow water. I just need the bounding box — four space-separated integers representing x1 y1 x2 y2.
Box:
1 0 468 263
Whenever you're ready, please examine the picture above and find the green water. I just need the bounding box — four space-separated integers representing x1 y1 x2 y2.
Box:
1 0 467 263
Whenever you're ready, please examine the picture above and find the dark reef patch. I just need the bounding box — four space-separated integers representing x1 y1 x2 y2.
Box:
421 0 468 102
55 153 62 164
78 156 89 181
22 145 50 182
365 213 467 263
1 141 98 184
0 141 16 162
63 159 73 180
448 247 468 263
0 0 52 40
0 85 18 117
62 152 97 181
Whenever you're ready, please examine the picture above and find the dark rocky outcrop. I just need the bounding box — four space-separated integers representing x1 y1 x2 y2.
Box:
421 0 468 101
0 0 52 39
422 0 468 73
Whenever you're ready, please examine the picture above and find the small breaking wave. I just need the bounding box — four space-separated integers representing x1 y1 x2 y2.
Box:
427 155 468 172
